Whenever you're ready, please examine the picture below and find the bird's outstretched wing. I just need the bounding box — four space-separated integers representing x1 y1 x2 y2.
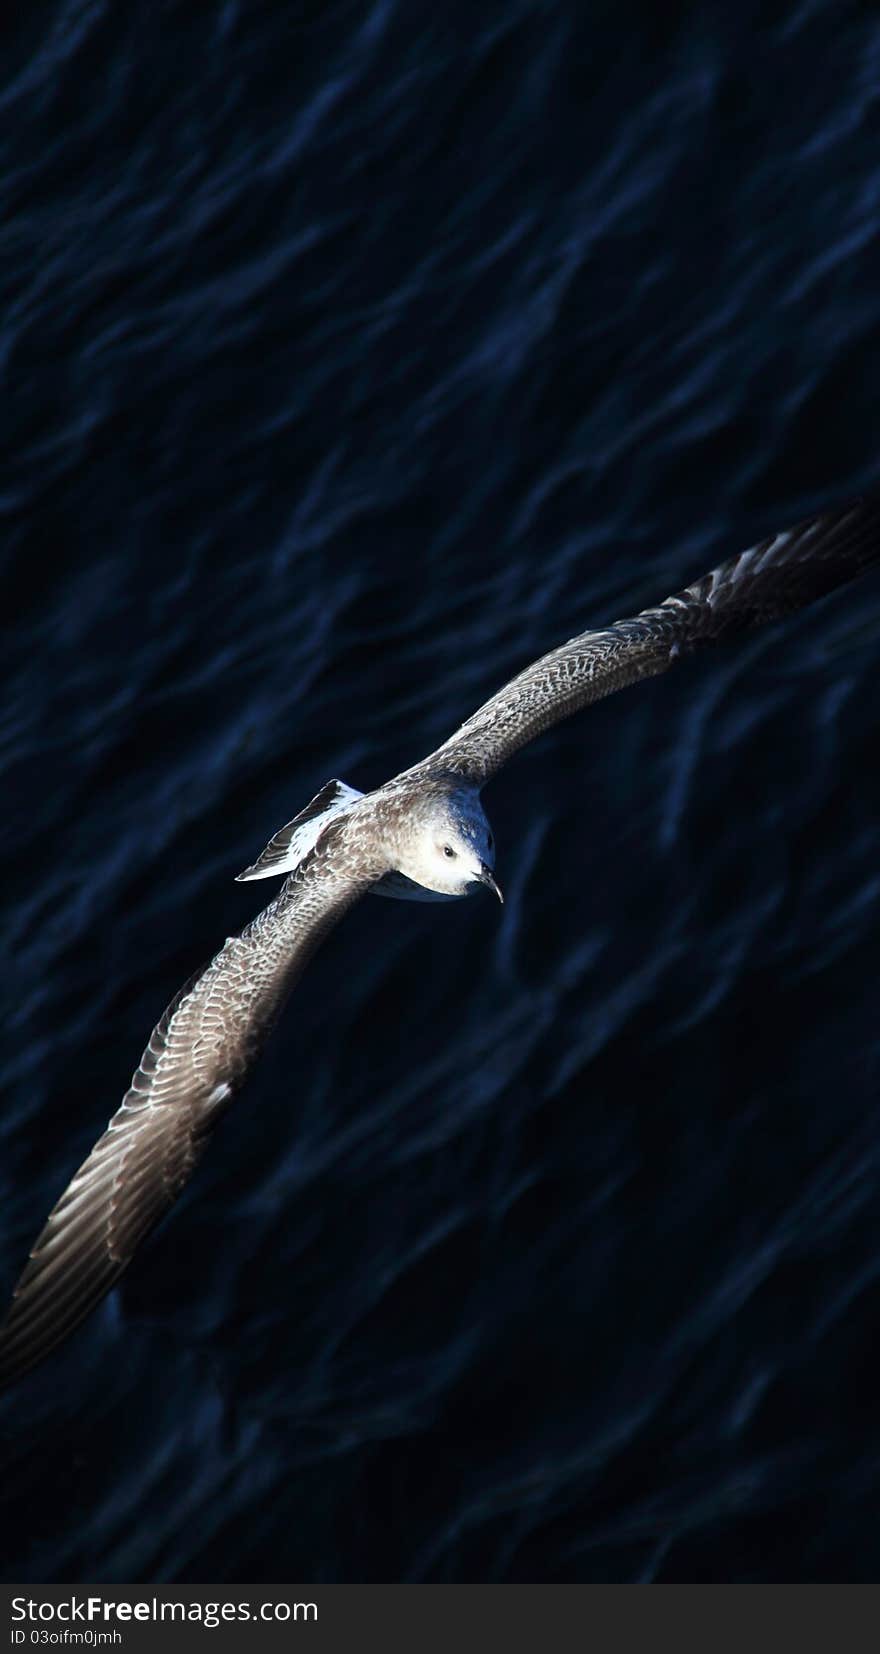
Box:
423 496 880 787
0 823 381 1388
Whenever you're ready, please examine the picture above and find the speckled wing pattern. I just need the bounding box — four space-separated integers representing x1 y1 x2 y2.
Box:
425 497 880 787
0 829 379 1388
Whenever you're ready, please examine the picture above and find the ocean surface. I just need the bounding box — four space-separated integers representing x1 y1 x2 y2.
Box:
3 0 880 1584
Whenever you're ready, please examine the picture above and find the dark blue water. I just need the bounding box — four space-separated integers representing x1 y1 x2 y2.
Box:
3 0 880 1584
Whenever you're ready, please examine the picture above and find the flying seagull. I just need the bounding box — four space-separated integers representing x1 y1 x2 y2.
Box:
2 495 879 1387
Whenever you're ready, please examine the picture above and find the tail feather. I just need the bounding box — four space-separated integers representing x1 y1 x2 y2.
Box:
235 779 363 882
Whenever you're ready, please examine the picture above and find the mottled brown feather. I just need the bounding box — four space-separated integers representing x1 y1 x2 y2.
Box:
0 825 384 1387
421 497 880 786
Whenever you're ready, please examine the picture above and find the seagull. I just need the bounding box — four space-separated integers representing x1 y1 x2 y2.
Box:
2 495 879 1387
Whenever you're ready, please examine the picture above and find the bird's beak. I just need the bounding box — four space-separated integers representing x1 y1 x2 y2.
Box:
479 863 504 904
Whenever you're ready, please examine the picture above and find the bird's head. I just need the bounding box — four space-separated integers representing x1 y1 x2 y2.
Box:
393 787 502 902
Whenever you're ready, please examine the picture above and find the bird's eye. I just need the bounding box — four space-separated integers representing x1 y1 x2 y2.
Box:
443 845 456 859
